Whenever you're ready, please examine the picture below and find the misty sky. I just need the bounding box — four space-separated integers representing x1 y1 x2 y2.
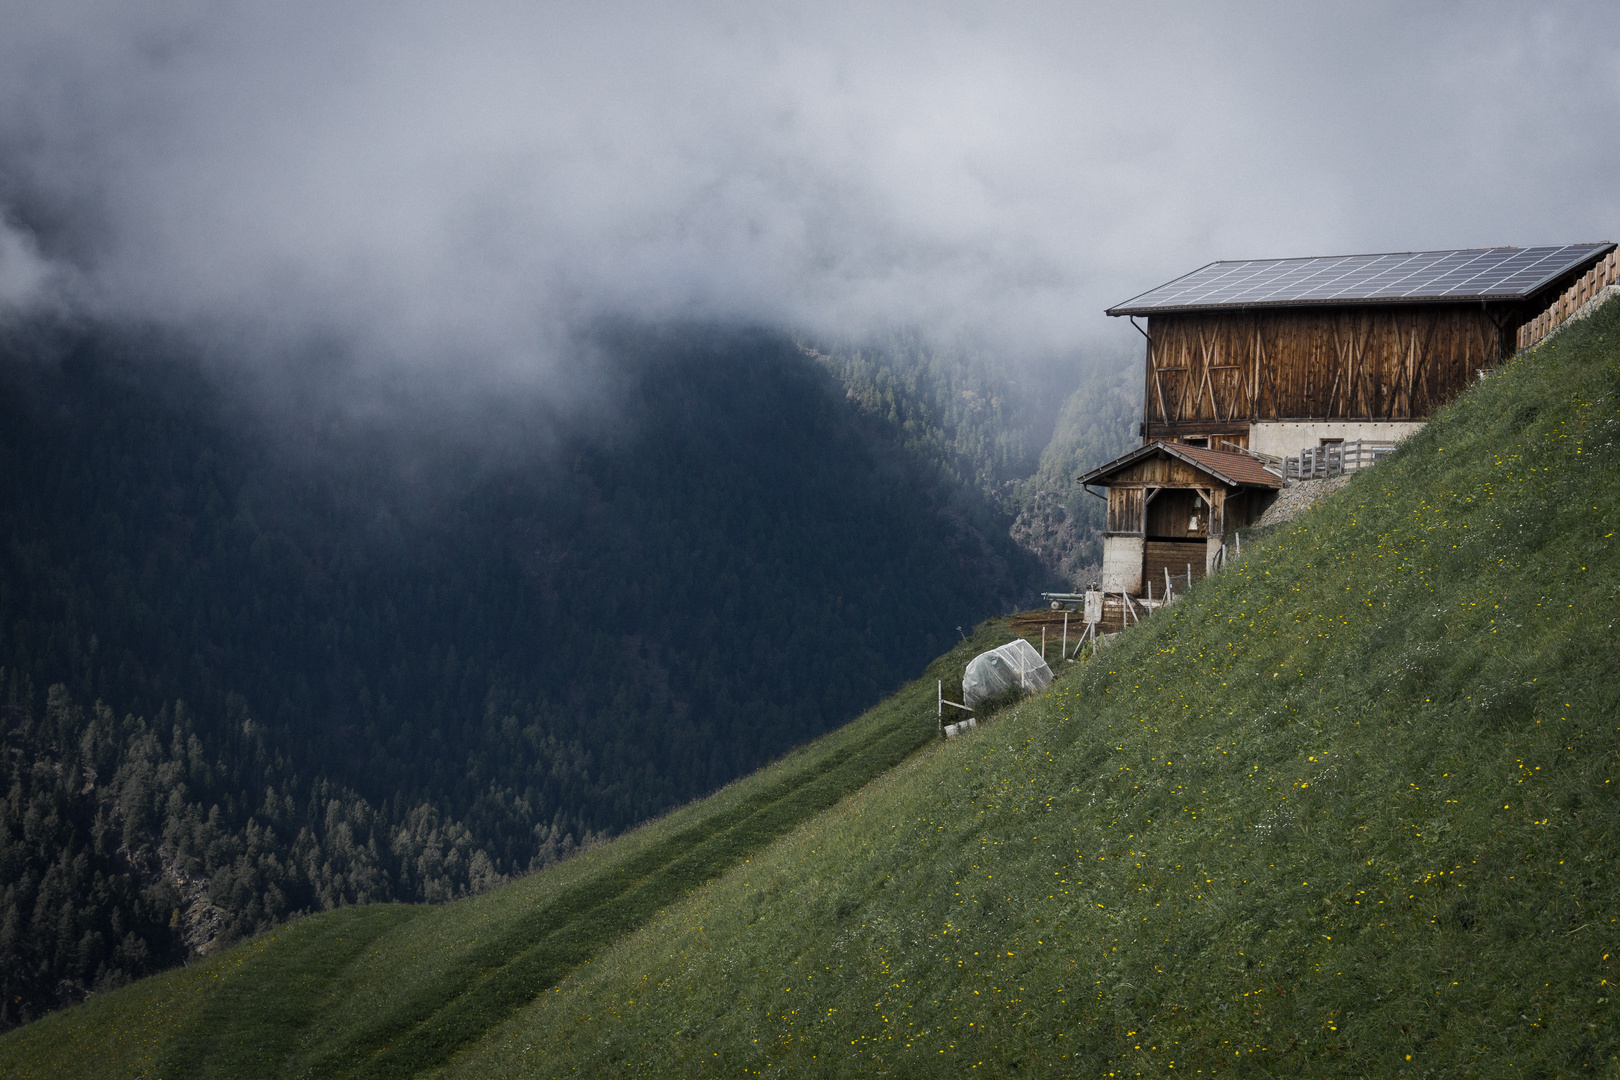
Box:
1 1 1617 381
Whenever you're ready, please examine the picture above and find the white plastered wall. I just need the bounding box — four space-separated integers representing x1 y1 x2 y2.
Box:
1100 535 1144 593
1248 421 1426 460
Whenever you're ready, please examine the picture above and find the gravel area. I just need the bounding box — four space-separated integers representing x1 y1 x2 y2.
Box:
1252 474 1353 528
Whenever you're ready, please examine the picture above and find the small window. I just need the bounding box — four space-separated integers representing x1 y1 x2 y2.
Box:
1182 436 1209 448
1318 437 1344 446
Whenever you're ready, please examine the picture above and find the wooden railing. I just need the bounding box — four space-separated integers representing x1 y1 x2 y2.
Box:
1518 248 1620 350
1281 439 1396 480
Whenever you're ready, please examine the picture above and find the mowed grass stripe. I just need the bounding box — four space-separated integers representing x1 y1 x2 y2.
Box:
339 713 935 1079
156 905 426 1080
302 651 972 1080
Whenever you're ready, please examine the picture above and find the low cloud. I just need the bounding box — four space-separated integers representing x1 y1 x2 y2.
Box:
1 1 1615 387
0 214 55 310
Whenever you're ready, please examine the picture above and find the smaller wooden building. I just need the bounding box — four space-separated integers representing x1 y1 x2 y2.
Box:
1077 441 1282 595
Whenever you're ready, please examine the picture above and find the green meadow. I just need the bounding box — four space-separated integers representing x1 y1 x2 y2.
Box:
3 297 1618 1077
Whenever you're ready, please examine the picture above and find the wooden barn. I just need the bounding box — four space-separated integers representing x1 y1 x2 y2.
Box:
1079 242 1616 602
1105 243 1615 457
1077 441 1281 595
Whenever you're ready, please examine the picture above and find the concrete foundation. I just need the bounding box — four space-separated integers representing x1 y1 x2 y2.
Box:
1100 535 1144 594
1248 420 1425 460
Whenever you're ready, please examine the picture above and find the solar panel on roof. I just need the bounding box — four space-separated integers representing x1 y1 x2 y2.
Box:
1106 244 1615 315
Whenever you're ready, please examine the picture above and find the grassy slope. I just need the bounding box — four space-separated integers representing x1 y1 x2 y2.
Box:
2 298 1617 1079
435 301 1620 1078
0 622 1021 1080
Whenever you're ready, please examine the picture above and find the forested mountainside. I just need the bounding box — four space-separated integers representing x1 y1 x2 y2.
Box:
1008 359 1141 587
803 332 1062 499
804 333 1139 588
0 318 1066 1029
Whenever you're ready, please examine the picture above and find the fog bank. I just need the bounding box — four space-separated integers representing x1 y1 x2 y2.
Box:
1 1 1615 387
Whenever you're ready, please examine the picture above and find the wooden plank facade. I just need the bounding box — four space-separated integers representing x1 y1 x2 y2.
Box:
1142 305 1506 443
1101 454 1271 542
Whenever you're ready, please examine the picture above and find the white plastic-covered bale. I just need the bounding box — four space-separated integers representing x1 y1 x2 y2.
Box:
961 638 1053 710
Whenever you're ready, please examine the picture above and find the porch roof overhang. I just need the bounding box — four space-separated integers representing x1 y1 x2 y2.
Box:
1076 441 1285 490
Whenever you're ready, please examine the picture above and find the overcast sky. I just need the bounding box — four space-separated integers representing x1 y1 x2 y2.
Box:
0 0 1616 384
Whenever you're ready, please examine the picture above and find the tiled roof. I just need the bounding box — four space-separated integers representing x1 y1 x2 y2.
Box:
1077 441 1284 489
1169 442 1286 487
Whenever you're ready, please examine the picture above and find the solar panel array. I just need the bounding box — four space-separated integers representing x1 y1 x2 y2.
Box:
1107 244 1615 315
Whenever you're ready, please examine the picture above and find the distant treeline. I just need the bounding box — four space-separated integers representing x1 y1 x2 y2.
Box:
1 674 515 1027
0 319 1060 1027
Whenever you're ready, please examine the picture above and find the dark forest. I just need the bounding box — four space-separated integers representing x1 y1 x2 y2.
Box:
0 319 1136 1027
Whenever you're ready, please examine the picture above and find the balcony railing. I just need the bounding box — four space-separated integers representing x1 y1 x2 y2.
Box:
1280 439 1395 481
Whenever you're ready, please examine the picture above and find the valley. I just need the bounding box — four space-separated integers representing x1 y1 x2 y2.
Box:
2 295 1615 1076
0 318 1130 1027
